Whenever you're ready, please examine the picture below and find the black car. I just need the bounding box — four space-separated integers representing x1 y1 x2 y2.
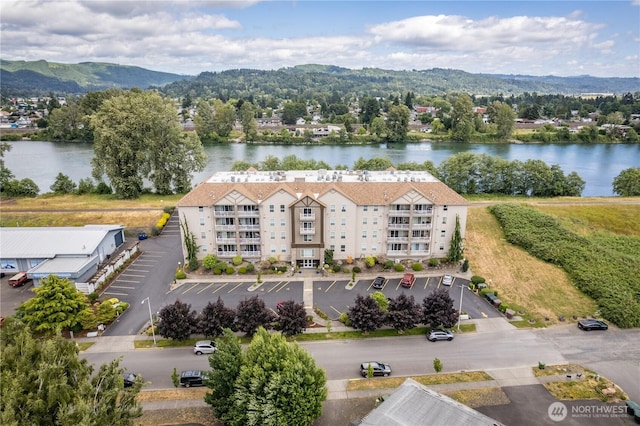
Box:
577 319 608 331
180 370 205 387
121 372 141 388
372 276 386 289
360 361 392 377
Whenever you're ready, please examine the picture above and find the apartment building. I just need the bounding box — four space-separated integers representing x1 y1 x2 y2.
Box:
177 169 468 268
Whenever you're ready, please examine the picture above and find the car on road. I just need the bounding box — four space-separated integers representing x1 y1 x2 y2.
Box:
427 329 455 341
193 340 217 355
180 370 205 387
121 372 142 388
360 361 392 377
577 319 608 331
442 274 453 286
400 273 415 288
137 232 148 240
372 276 386 289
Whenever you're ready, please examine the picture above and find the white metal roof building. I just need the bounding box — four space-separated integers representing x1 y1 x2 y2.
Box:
0 225 125 286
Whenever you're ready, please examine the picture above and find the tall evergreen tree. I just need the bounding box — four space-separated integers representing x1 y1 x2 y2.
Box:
447 215 464 263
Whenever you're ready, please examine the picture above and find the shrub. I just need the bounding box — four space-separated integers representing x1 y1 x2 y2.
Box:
462 259 469 272
353 266 361 273
384 260 394 269
188 258 199 270
346 256 353 264
394 263 405 272
412 263 423 271
365 256 376 268
88 292 99 303
471 275 486 285
342 267 350 273
175 270 187 279
226 266 235 275
268 257 277 264
115 302 129 315
246 263 255 272
332 264 341 273
433 358 443 373
232 255 243 266
480 288 496 297
428 258 439 267
238 266 247 274
163 206 174 214
339 312 351 327
214 262 228 271
202 254 217 270
213 268 222 275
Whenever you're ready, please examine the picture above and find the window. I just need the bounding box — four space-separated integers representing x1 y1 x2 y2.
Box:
330 217 335 226
372 230 377 238
280 218 286 226
303 234 313 242
341 218 346 226
300 249 315 258
280 204 285 212
373 217 378 225
361 244 367 252
201 245 207 252
443 205 448 211
440 244 445 251
201 232 206 239
198 206 204 212
441 230 446 237
341 232 346 239
330 244 335 251
330 204 335 212
330 231 335 239
269 218 275 226
371 244 377 252
442 217 447 224
303 207 312 216
362 230 367 238
362 217 368 225
270 232 275 239
281 231 286 239
200 218 205 225
341 204 346 212
271 246 276 253
269 204 274 213
281 245 287 253
340 245 346 252
373 206 378 212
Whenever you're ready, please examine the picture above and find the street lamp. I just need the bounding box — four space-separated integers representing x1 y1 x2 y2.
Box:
141 297 156 346
457 283 465 332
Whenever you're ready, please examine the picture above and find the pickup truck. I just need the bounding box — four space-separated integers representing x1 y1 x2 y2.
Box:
400 273 415 288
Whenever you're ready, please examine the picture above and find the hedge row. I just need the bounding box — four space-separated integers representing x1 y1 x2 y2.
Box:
489 203 640 328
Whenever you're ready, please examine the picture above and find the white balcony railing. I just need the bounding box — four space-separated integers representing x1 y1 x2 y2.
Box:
300 213 316 220
388 210 411 216
412 223 432 229
387 237 409 242
237 210 260 217
388 223 410 230
213 211 235 217
215 225 236 230
300 227 316 235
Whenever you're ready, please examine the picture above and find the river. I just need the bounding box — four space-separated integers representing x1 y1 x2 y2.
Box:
3 141 639 197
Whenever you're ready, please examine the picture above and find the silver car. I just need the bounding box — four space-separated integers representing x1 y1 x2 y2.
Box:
442 274 453 286
193 340 217 355
427 329 454 342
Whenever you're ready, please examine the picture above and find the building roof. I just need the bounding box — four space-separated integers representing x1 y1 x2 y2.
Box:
28 256 98 278
360 378 504 426
0 225 123 259
178 170 467 207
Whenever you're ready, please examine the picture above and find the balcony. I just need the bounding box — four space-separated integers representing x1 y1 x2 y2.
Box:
387 236 409 242
213 210 235 217
300 227 316 235
215 224 236 231
412 209 433 216
241 250 261 257
412 223 432 229
237 210 260 217
388 223 410 230
238 225 260 231
300 213 316 220
410 236 431 242
239 238 261 243
386 249 408 256
216 238 237 243
217 251 238 257
388 210 411 216
409 249 430 255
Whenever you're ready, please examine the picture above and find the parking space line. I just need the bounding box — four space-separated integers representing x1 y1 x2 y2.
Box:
103 291 128 296
329 306 342 316
120 273 145 278
227 282 245 293
110 285 136 289
211 283 228 294
116 279 141 284
182 283 200 294
126 269 150 273
274 281 290 292
266 281 282 292
197 283 214 294
324 280 338 292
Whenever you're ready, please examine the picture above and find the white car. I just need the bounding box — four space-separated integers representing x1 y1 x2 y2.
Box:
193 340 217 355
442 275 453 286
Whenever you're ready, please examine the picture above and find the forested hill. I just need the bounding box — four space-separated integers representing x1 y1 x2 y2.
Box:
161 65 640 99
0 59 189 97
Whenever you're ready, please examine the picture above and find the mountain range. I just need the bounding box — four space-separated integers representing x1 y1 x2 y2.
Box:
1 59 638 98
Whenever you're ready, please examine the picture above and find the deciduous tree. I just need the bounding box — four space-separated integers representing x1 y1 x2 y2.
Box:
90 90 206 198
235 295 276 336
386 104 410 142
229 328 327 426
199 297 236 338
386 293 421 332
157 299 199 341
205 328 243 423
17 275 91 333
347 294 385 333
422 289 458 329
50 172 77 194
276 299 307 336
612 167 640 196
451 94 474 141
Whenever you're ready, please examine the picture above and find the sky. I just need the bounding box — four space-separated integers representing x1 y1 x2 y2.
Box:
1 0 639 78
